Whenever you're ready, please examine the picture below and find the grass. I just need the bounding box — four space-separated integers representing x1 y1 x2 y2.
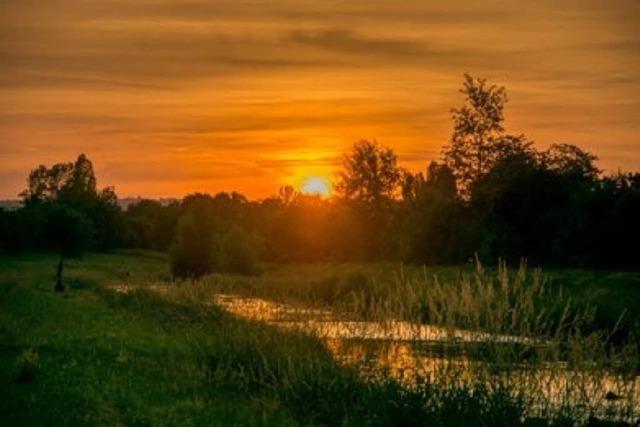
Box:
200 260 640 338
1 252 638 425
0 251 565 426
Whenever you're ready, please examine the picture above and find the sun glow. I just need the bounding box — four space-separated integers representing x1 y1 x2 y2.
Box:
301 177 331 196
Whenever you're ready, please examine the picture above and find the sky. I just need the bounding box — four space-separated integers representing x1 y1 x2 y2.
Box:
1 0 639 199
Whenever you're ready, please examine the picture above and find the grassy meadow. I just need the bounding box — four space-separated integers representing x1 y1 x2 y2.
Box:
1 252 639 426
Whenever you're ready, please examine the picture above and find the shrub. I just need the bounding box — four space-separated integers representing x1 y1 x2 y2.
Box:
169 212 216 279
216 226 260 275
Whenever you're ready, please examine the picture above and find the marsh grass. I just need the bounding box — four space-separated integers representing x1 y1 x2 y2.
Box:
199 259 639 424
1 252 562 426
1 252 637 424
134 277 532 425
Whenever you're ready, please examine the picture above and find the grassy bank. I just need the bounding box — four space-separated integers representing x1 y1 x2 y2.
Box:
1 252 562 426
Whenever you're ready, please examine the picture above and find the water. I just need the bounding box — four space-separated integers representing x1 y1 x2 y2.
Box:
214 293 640 423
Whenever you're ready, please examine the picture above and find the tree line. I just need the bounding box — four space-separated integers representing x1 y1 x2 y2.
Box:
1 75 638 282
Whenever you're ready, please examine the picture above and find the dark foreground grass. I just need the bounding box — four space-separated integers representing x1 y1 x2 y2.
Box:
0 252 631 426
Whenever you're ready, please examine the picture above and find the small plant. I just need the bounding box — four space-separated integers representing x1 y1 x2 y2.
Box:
16 348 39 384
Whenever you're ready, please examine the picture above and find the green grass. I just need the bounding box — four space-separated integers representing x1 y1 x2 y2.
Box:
2 252 572 426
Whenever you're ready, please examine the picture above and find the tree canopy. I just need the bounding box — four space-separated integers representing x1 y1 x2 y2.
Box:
443 74 530 195
336 139 403 203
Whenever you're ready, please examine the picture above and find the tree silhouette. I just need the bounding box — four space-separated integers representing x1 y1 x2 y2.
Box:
169 209 216 279
22 154 98 206
3 77 640 271
336 140 402 203
22 163 73 204
401 162 461 263
542 143 600 181
18 154 123 252
443 74 529 195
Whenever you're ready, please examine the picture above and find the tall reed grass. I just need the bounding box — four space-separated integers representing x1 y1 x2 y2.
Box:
193 259 639 424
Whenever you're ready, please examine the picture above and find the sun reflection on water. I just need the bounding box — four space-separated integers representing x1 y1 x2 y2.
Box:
213 293 640 422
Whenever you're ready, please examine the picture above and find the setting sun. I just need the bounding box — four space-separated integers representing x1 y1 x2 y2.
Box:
301 177 330 196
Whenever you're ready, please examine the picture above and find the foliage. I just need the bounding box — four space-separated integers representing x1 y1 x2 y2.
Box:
169 209 217 279
400 161 463 263
41 203 93 258
123 199 180 250
542 143 600 181
216 225 260 275
4 154 123 253
169 194 260 278
1 76 640 270
443 74 532 195
336 139 403 203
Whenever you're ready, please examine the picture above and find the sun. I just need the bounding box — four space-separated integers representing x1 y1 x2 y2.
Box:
301 177 330 196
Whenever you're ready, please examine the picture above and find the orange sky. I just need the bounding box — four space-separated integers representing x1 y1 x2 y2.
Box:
1 0 639 199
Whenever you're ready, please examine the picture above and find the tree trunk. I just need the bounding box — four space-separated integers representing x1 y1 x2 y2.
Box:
54 254 64 292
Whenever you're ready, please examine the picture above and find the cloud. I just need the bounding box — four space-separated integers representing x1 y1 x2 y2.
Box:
0 0 638 198
0 73 176 91
288 30 438 59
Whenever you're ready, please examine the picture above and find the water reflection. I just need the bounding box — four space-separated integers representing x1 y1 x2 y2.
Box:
214 294 535 343
214 294 639 422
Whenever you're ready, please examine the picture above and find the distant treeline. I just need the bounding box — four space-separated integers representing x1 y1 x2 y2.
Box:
1 75 638 275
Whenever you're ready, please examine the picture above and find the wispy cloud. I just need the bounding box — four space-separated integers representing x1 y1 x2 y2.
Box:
1 0 638 198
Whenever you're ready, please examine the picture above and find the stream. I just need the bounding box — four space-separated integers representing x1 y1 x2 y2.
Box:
214 293 640 423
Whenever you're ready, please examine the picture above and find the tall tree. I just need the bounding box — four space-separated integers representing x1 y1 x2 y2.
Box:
22 154 98 205
443 74 529 194
401 162 462 263
22 163 73 204
20 154 122 250
335 140 402 203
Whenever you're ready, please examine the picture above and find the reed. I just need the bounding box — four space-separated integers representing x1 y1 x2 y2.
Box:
198 258 639 423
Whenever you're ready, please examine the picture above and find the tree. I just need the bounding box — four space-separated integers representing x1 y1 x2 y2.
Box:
57 154 98 206
443 74 529 195
22 163 73 204
335 140 402 203
169 210 216 279
20 154 123 250
124 199 180 250
542 143 600 181
401 162 462 263
22 154 98 206
169 192 256 278
216 225 260 275
41 204 92 291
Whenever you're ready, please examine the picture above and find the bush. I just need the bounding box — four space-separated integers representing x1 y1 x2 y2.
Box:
216 226 260 275
170 211 259 278
169 212 215 278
